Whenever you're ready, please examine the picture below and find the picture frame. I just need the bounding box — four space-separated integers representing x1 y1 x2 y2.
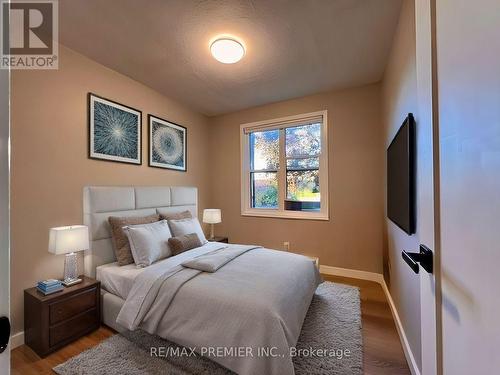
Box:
88 93 142 165
148 114 187 172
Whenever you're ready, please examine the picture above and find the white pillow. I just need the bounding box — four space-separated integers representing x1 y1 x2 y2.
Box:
168 217 208 244
123 220 173 267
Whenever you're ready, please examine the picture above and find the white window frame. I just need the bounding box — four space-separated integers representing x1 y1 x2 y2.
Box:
240 110 329 220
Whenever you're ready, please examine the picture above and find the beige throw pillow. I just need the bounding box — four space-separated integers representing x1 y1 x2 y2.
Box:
168 233 202 255
159 210 193 221
108 214 160 266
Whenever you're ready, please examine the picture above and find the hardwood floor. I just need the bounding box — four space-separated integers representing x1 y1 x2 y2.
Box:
323 275 410 375
11 327 115 375
11 275 410 374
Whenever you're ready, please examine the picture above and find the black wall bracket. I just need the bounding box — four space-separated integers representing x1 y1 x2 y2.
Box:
0 316 10 354
402 244 433 274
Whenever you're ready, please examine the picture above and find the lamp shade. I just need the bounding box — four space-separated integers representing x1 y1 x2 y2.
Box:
203 209 222 224
48 225 89 255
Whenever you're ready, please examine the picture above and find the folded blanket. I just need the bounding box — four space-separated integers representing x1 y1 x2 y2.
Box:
181 245 257 272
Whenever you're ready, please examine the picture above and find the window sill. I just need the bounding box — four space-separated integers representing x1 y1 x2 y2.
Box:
241 209 329 221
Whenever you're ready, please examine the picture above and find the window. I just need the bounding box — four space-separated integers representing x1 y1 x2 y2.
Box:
241 111 329 220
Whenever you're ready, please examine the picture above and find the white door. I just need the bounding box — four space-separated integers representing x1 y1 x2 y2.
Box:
415 1 440 374
435 0 500 374
0 51 11 372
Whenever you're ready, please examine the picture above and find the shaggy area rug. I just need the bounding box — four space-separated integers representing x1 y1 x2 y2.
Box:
54 281 362 375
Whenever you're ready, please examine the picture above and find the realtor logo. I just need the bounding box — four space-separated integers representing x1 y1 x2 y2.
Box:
1 0 58 69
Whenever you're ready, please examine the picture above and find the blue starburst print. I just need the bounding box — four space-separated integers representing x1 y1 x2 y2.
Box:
149 116 186 171
92 99 140 161
152 121 184 166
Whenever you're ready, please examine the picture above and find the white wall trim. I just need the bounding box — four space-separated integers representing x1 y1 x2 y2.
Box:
319 265 385 283
379 279 421 375
320 264 421 375
10 331 24 350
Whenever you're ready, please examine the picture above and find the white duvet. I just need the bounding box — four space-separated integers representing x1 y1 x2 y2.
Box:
117 242 322 375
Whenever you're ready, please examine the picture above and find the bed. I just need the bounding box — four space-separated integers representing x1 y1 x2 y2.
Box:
84 186 321 375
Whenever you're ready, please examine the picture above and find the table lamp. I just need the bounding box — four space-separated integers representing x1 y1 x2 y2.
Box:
203 209 221 240
48 225 89 286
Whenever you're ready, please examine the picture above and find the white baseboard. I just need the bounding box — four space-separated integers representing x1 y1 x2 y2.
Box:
320 264 421 375
379 280 421 375
319 265 385 283
10 331 24 350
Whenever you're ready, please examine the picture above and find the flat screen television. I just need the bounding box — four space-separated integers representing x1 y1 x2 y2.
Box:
387 113 415 235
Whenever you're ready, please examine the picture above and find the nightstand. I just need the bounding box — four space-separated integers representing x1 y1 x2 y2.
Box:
24 276 100 357
208 236 228 243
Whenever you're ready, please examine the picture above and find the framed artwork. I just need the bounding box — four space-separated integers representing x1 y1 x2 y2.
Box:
148 114 187 171
88 93 142 165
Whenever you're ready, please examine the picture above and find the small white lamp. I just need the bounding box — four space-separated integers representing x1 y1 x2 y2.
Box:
203 209 222 240
48 225 89 286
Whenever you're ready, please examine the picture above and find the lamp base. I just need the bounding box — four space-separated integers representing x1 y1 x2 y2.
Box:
209 223 215 241
62 277 82 287
63 252 80 287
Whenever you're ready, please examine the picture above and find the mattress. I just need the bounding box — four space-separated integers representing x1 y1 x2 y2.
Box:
96 262 145 299
96 243 229 299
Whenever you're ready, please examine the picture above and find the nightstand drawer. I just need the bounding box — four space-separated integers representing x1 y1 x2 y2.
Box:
49 287 97 325
49 308 99 347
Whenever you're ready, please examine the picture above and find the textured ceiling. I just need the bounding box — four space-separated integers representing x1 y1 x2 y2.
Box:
59 0 402 116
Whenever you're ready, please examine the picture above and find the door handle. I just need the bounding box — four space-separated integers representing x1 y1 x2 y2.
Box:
402 250 420 273
0 316 10 354
402 244 433 274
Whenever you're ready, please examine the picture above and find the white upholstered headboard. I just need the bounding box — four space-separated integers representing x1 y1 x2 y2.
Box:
83 186 198 277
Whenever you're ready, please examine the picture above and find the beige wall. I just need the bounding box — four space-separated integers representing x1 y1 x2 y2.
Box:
381 0 421 370
10 45 211 334
209 84 385 272
10 44 389 336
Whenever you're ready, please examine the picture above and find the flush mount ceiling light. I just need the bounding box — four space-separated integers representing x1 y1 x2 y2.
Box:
210 38 245 64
